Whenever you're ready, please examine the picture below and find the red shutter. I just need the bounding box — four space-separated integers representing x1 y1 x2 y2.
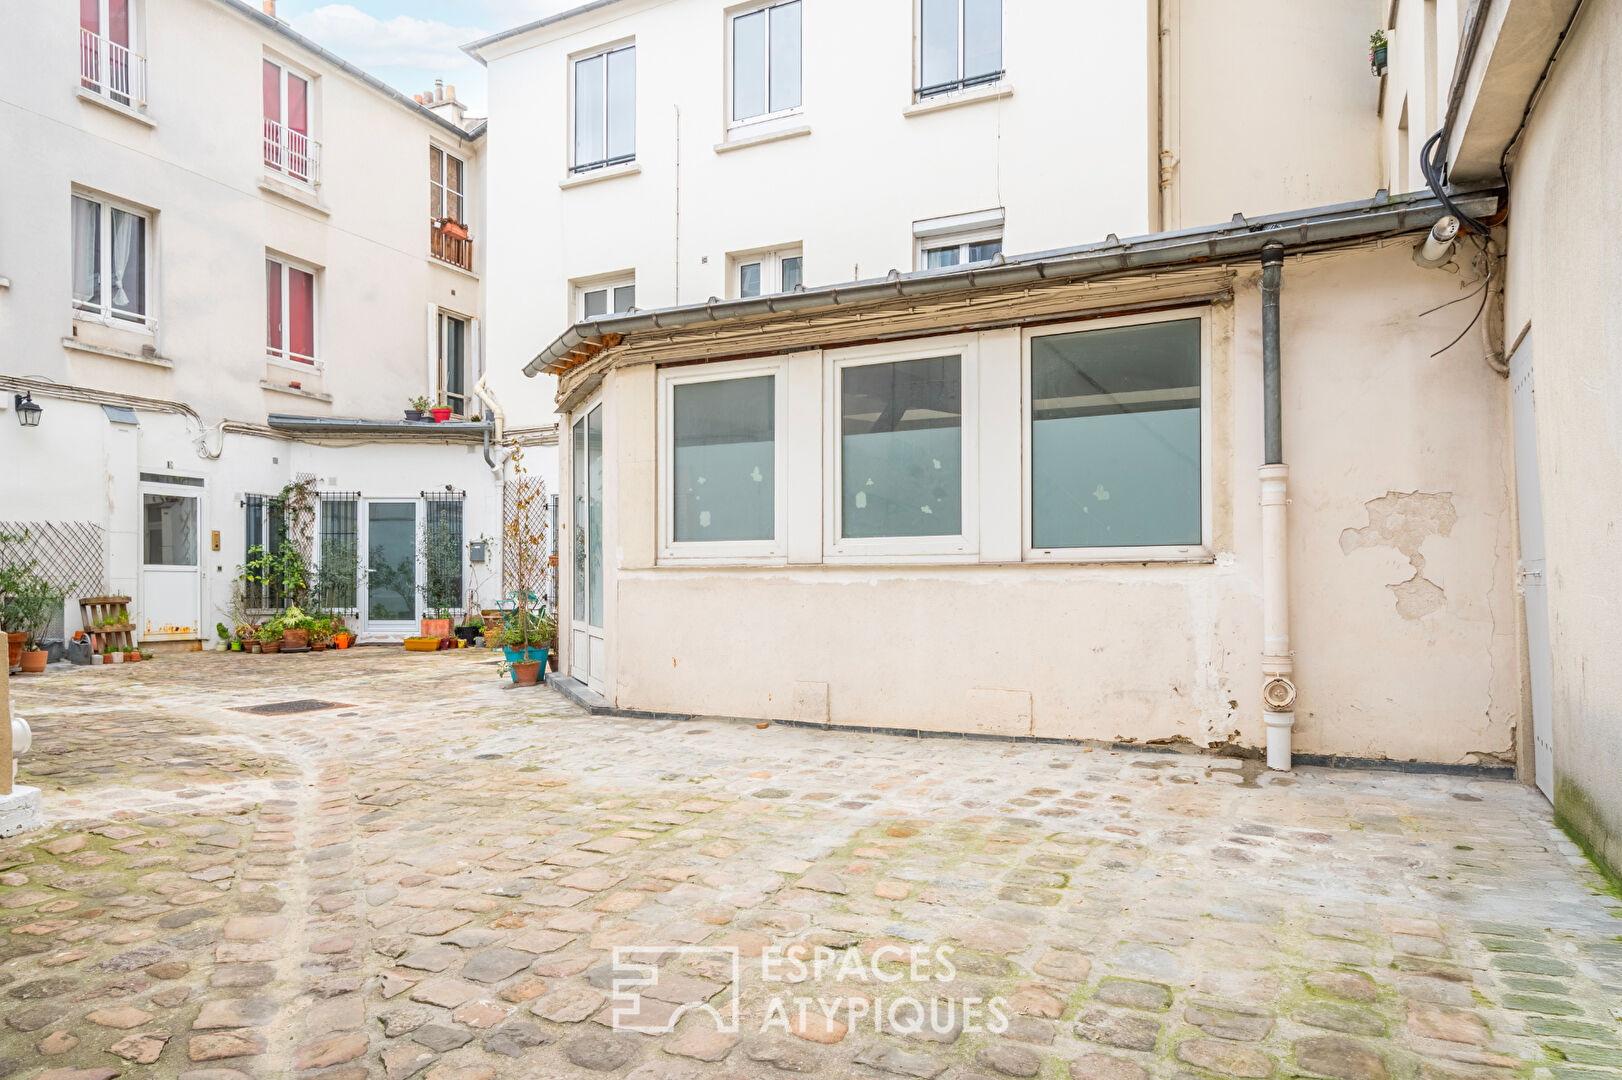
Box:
289 268 315 362
265 260 282 356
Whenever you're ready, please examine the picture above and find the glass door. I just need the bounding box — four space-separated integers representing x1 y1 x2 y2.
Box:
139 477 203 641
362 501 418 638
570 403 605 687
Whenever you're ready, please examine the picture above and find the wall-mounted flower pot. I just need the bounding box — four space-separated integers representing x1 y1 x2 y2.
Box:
438 219 470 240
19 650 47 673
1371 44 1387 74
431 407 453 423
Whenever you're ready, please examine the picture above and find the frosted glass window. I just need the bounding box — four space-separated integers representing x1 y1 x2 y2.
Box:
841 356 961 538
673 376 775 542
1031 319 1202 549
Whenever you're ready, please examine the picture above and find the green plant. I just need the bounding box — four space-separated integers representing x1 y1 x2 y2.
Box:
245 544 308 608
1 564 67 650
258 621 284 643
1369 29 1387 49
409 395 432 412
500 445 552 650
139 649 152 660
216 621 231 641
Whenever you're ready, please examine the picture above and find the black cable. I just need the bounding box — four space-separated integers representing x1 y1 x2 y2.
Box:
1419 129 1489 235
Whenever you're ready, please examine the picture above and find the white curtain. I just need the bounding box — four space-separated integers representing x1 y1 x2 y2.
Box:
110 208 136 308
71 196 99 307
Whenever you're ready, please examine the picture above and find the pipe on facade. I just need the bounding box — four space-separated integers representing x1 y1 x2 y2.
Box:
1258 243 1295 770
474 372 509 476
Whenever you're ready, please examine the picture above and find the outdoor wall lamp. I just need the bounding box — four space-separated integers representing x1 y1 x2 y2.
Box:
13 393 41 428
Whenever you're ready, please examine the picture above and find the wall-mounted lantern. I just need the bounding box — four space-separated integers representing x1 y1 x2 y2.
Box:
14 393 41 428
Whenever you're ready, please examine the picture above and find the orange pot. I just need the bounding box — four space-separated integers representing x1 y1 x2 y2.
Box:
7 632 24 669
421 619 451 638
513 660 542 686
19 650 47 673
282 628 309 649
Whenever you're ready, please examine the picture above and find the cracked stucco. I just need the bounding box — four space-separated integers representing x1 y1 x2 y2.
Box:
1339 491 1458 619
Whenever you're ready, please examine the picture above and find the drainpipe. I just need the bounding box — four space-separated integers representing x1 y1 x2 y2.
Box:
474 372 508 476
1259 243 1296 770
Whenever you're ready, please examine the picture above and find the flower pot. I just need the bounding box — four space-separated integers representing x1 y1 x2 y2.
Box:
403 637 441 652
421 618 451 638
1371 44 1387 74
19 650 47 673
91 653 103 666
502 645 549 683
405 409 425 421
512 660 542 686
333 633 353 649
109 650 123 664
431 407 453 423
311 642 327 652
438 219 470 240
125 652 141 663
230 641 242 651
261 639 281 654
454 626 480 644
282 628 309 649
249 642 261 654
7 632 24 669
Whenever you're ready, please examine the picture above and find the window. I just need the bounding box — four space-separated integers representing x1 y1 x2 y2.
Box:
732 246 803 298
660 360 787 559
143 493 197 566
438 311 471 415
572 404 605 624
263 58 316 184
429 146 465 225
918 0 1002 97
80 0 145 108
71 193 150 326
1027 316 1204 555
914 209 1003 270
731 0 802 125
577 275 636 319
266 255 317 364
573 44 636 173
245 493 288 609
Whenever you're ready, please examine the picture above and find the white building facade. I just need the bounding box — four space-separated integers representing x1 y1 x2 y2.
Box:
0 0 532 646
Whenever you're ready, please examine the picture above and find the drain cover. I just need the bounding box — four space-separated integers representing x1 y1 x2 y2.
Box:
233 699 348 715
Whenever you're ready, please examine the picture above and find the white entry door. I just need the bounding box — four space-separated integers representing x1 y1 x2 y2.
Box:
1510 335 1554 800
570 402 606 688
139 474 203 640
361 500 419 639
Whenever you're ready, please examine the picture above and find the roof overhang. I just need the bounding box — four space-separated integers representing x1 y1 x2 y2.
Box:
462 0 630 64
525 186 1503 383
266 414 493 442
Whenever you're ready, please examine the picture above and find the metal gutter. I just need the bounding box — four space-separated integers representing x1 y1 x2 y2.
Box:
266 414 493 440
462 0 630 63
525 187 1503 378
216 0 485 143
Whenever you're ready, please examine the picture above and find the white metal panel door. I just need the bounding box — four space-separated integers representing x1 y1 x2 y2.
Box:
1510 335 1554 800
139 478 202 641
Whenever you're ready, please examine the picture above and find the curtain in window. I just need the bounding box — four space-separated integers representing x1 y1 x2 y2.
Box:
289 267 314 361
265 259 282 355
71 196 100 310
109 207 139 310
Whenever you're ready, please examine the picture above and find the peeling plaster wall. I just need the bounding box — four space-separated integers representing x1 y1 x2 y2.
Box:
566 242 1517 762
1502 0 1622 874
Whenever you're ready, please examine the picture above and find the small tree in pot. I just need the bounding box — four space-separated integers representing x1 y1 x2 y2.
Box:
499 445 553 683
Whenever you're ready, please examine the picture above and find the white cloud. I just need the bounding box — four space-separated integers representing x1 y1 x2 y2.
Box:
289 4 488 75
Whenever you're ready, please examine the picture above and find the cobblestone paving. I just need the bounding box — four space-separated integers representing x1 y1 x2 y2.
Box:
2 649 1619 1080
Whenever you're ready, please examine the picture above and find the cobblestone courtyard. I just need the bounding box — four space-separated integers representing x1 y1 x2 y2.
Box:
1 649 1619 1080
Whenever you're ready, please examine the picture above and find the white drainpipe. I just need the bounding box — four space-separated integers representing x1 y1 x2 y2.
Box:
1259 244 1296 770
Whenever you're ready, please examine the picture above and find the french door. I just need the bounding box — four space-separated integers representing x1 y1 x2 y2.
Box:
361 500 418 638
570 403 606 688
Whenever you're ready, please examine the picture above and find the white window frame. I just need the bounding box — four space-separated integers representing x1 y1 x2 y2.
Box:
658 356 790 564
263 57 318 186
570 40 636 174
574 273 637 321
726 0 803 130
914 0 1005 100
79 0 145 109
70 189 155 331
435 309 475 416
824 335 979 562
729 245 804 298
265 252 321 367
429 143 467 226
1021 309 1213 564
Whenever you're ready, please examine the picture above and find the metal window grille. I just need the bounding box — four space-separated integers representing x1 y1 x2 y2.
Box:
317 492 360 614
421 490 465 617
244 494 290 611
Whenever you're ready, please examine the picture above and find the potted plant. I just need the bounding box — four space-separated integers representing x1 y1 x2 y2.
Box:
108 647 123 664
139 649 153 661
454 613 483 645
4 566 66 675
279 605 312 649
90 650 103 666
403 635 441 652
1370 29 1388 76
436 217 470 241
234 622 256 652
309 615 332 652
421 607 453 639
499 652 543 686
216 622 232 652
259 621 283 654
406 395 431 422
124 646 141 663
431 402 453 423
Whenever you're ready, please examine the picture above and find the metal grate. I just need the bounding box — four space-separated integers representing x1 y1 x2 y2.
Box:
244 494 287 611
421 490 465 617
317 492 360 614
233 699 348 715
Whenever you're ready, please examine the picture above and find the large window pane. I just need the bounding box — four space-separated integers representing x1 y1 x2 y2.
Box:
586 405 604 628
841 356 961 538
1031 319 1202 548
963 0 1002 79
109 208 144 319
780 256 802 292
265 259 282 354
572 417 587 620
672 376 775 543
612 284 636 312
732 9 766 120
919 0 958 90
924 245 960 269
769 1 802 112
574 53 605 166
738 262 761 298
143 494 197 566
72 195 100 310
606 47 636 162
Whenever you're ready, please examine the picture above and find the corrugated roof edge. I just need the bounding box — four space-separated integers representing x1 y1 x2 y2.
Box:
217 0 485 142
461 0 629 64
525 186 1503 378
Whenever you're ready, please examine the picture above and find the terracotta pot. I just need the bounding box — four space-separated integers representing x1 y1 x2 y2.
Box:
311 641 327 652
282 628 309 649
19 649 47 673
125 652 141 663
421 619 451 638
7 632 24 669
261 639 281 654
512 660 542 686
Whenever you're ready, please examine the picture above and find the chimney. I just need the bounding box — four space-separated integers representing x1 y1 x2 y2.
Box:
423 79 469 129
261 0 276 16
434 78 444 101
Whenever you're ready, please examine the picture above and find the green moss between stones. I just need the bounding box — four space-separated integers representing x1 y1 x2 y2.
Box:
1553 776 1622 904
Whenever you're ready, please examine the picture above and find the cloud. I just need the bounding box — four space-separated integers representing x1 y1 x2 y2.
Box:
288 4 488 74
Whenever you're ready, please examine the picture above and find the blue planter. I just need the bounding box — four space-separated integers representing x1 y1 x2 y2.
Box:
502 645 549 683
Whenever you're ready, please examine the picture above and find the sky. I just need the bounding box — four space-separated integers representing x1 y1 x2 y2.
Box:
273 0 564 115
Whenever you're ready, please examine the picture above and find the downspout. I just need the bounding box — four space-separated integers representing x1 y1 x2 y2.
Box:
1259 243 1296 770
475 372 507 475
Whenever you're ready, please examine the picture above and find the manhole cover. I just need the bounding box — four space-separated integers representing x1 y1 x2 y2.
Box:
233 699 349 715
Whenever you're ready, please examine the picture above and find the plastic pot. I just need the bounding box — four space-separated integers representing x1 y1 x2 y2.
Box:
431 407 453 423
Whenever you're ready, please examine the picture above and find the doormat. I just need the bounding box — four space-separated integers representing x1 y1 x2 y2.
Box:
232 699 350 715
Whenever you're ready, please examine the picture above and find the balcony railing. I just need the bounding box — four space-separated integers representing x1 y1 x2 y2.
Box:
79 28 147 109
263 118 320 186
430 223 474 272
